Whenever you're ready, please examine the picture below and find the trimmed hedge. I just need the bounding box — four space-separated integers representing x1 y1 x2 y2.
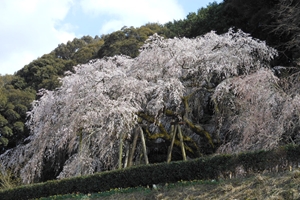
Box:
1 144 300 200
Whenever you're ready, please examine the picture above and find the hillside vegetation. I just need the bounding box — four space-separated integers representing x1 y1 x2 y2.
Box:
0 0 300 191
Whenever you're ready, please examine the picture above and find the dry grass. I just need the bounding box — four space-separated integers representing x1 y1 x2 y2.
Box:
0 167 19 191
85 170 300 200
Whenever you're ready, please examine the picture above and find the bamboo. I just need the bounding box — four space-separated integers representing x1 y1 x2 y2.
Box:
177 125 187 161
139 126 149 164
167 123 177 163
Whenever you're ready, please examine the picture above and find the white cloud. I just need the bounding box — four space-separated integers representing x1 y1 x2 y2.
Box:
0 0 186 75
100 20 124 34
80 0 185 34
0 0 75 75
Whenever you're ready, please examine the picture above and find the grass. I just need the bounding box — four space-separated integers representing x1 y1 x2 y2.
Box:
0 167 20 191
37 170 300 200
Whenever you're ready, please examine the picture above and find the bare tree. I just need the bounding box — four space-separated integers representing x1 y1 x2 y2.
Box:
270 0 300 63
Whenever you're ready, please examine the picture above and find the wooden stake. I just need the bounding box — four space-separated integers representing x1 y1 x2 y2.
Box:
139 126 149 165
118 135 124 169
177 125 187 161
167 123 177 163
123 140 129 168
128 129 139 167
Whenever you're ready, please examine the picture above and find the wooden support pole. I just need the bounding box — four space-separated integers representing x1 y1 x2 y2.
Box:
123 140 129 168
177 125 187 161
118 135 124 169
139 126 149 165
167 123 177 163
128 129 139 167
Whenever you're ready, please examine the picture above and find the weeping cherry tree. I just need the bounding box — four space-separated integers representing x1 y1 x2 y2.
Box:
2 29 299 184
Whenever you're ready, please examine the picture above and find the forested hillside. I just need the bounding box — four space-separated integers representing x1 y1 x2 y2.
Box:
0 0 299 185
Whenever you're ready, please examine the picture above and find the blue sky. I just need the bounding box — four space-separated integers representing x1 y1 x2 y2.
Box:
0 0 222 75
